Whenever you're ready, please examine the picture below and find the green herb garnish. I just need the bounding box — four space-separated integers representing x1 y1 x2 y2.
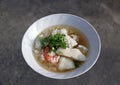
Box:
74 61 80 68
40 34 66 51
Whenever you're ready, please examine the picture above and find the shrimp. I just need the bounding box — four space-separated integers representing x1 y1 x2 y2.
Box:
44 47 60 64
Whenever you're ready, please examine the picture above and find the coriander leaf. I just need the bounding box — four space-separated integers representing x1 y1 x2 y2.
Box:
40 33 67 51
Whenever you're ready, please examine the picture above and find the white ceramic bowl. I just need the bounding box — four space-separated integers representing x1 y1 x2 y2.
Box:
21 13 101 79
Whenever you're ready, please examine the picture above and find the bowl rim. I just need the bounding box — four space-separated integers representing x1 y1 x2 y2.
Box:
21 13 101 79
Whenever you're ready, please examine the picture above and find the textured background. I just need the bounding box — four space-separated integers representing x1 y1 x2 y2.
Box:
0 0 120 85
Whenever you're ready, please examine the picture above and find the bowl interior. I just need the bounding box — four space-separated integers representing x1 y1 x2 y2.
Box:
22 14 101 79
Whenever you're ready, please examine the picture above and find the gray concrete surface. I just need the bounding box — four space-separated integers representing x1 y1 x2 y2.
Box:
0 0 120 85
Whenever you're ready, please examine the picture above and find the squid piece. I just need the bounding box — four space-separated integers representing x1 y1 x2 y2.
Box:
56 48 86 61
58 57 75 71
